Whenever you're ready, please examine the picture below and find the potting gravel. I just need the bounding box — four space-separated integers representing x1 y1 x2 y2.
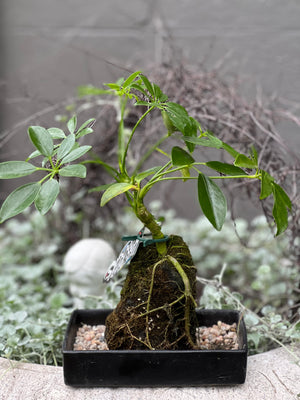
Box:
74 321 238 350
196 321 239 350
74 324 108 351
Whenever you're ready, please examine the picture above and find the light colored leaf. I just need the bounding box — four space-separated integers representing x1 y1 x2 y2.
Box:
26 150 42 160
135 166 161 183
76 127 93 139
122 71 141 88
0 182 41 223
0 161 37 179
57 134 75 161
61 145 91 164
100 182 136 206
89 183 115 193
47 127 66 139
67 115 77 134
77 118 96 133
35 180 59 215
59 164 86 178
28 126 54 157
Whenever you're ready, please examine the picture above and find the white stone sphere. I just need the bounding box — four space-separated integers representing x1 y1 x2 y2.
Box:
63 238 116 306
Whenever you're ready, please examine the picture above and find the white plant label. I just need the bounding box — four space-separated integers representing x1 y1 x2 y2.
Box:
103 239 140 282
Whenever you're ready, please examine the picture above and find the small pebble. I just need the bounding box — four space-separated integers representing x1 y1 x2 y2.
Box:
74 324 108 351
196 321 239 350
74 321 239 351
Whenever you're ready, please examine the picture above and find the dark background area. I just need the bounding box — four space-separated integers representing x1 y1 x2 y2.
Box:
1 0 300 220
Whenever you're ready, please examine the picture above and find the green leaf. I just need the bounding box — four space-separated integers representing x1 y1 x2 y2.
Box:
161 110 177 134
122 71 141 88
250 145 258 165
59 164 86 178
153 83 167 101
57 134 76 161
78 85 111 97
131 83 148 99
0 182 41 223
47 127 66 139
222 142 239 158
260 170 274 199
67 116 77 134
140 74 155 97
205 161 248 176
135 100 152 106
28 126 54 157
35 179 59 215
184 133 223 149
135 166 161 183
89 183 115 193
198 174 227 231
76 127 93 139
0 161 37 179
183 117 198 152
171 146 195 166
26 149 42 160
83 157 118 178
100 182 136 206
165 102 190 133
105 83 122 91
234 153 257 169
61 145 91 164
272 182 292 236
77 118 95 131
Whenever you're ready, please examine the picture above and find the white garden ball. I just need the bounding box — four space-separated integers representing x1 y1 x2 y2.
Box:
63 238 116 306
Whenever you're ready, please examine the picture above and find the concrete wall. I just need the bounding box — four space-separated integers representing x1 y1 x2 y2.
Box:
1 0 300 213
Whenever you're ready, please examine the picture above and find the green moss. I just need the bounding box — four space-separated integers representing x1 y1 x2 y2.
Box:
105 235 197 350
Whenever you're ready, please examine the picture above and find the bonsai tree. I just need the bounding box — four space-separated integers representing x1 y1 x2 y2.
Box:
0 71 292 350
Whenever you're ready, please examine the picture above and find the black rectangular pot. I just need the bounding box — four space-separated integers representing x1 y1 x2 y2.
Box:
62 309 247 387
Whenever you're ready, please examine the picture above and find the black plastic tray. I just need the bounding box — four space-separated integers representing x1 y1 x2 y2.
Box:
62 309 247 387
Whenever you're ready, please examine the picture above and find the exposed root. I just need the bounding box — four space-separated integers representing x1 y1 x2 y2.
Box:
105 235 198 350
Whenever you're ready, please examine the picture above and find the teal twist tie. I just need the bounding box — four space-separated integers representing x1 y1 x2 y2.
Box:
122 229 169 247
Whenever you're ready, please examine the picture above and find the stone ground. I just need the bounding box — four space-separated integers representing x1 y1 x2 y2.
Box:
0 346 299 400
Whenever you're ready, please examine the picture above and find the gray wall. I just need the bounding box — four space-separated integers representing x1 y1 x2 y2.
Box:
1 0 300 217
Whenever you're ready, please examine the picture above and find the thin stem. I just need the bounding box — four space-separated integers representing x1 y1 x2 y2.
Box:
48 157 55 170
133 133 169 174
35 167 55 173
122 105 155 173
38 173 54 185
139 160 172 199
118 97 127 174
153 173 260 183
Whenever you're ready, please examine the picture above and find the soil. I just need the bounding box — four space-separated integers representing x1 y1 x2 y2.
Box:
104 235 198 350
74 321 239 351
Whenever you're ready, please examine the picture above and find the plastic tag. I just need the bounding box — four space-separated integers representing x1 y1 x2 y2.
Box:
103 239 140 282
